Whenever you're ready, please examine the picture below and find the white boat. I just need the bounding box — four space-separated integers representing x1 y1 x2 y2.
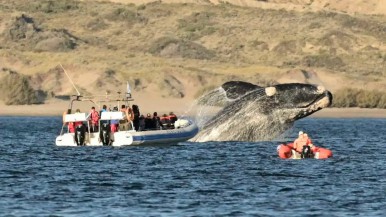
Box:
55 98 198 147
55 65 198 146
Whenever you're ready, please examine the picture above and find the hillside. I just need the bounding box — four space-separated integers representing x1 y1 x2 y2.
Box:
0 0 386 111
102 0 386 15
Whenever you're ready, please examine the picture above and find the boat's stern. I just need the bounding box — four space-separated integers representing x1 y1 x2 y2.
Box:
56 133 77 146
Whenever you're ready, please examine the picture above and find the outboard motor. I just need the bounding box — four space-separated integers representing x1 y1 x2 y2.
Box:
100 123 111 146
301 145 313 159
74 125 85 146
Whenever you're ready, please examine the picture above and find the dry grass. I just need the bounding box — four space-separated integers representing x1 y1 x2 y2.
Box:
0 69 40 105
0 0 386 105
333 88 386 109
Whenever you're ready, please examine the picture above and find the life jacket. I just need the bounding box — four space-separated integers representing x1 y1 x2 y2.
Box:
69 121 82 133
168 114 177 123
160 116 171 129
90 110 100 125
160 116 170 122
68 122 75 133
110 123 118 133
74 121 83 128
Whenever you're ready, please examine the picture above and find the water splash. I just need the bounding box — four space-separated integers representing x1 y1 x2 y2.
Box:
183 87 226 128
186 87 293 142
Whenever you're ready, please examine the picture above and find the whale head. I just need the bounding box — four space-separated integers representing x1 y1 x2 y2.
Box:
191 81 332 142
254 83 332 122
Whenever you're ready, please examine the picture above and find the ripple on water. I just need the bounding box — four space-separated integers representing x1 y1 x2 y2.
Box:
0 117 386 216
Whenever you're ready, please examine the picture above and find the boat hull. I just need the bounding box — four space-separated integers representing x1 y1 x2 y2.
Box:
277 143 333 159
55 121 199 146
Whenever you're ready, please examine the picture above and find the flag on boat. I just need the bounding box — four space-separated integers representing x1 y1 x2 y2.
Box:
126 81 132 98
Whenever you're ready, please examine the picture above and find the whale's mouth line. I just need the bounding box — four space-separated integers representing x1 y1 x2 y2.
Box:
292 93 331 121
300 93 331 110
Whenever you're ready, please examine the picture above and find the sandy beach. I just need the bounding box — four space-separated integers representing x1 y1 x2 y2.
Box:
1 100 385 118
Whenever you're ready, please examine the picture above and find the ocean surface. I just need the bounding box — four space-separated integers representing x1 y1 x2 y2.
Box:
1 116 386 216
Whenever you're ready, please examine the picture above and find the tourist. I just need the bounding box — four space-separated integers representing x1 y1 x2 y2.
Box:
144 113 153 130
160 114 171 129
100 105 109 125
168 112 178 129
132 104 140 131
110 107 119 133
89 106 100 132
293 131 312 153
152 112 162 130
138 114 145 131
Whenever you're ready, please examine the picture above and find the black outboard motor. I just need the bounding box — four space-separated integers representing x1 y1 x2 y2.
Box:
74 125 85 146
100 123 111 146
301 145 313 159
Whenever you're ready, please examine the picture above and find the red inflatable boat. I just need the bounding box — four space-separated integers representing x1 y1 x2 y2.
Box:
277 143 333 159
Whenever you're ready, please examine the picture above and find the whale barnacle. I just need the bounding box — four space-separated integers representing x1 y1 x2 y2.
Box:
265 87 276 96
317 85 325 94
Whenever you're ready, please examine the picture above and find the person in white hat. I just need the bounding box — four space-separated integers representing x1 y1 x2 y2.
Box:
293 131 312 153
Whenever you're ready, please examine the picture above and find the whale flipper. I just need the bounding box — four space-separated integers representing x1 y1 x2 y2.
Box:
196 81 264 107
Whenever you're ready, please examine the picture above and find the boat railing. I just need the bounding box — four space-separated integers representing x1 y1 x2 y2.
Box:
60 113 91 136
100 111 125 120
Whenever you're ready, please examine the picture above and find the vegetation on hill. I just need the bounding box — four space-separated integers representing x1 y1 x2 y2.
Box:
333 88 386 109
0 0 385 108
0 68 41 105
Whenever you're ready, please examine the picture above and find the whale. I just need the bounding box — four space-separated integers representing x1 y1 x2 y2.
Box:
191 81 333 142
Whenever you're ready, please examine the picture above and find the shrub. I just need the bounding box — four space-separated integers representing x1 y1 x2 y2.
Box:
106 7 147 25
302 54 345 69
5 15 77 52
34 35 76 52
272 40 300 55
106 7 136 22
6 14 39 41
0 72 39 105
149 36 215 60
318 30 356 51
356 90 382 108
378 95 386 108
29 0 79 13
86 18 108 31
332 88 386 108
178 12 217 40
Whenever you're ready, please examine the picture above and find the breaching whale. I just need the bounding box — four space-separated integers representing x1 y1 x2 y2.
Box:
191 81 333 142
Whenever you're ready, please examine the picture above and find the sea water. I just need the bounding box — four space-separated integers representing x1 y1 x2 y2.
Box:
0 116 386 216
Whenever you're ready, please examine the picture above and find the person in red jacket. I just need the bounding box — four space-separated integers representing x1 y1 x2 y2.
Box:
67 109 83 133
160 114 171 129
168 112 178 129
89 106 100 132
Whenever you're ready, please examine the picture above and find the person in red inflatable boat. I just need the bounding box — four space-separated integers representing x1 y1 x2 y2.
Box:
277 131 333 159
293 131 313 153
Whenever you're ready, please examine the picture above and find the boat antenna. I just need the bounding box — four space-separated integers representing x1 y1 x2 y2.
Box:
117 91 121 108
59 63 81 97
